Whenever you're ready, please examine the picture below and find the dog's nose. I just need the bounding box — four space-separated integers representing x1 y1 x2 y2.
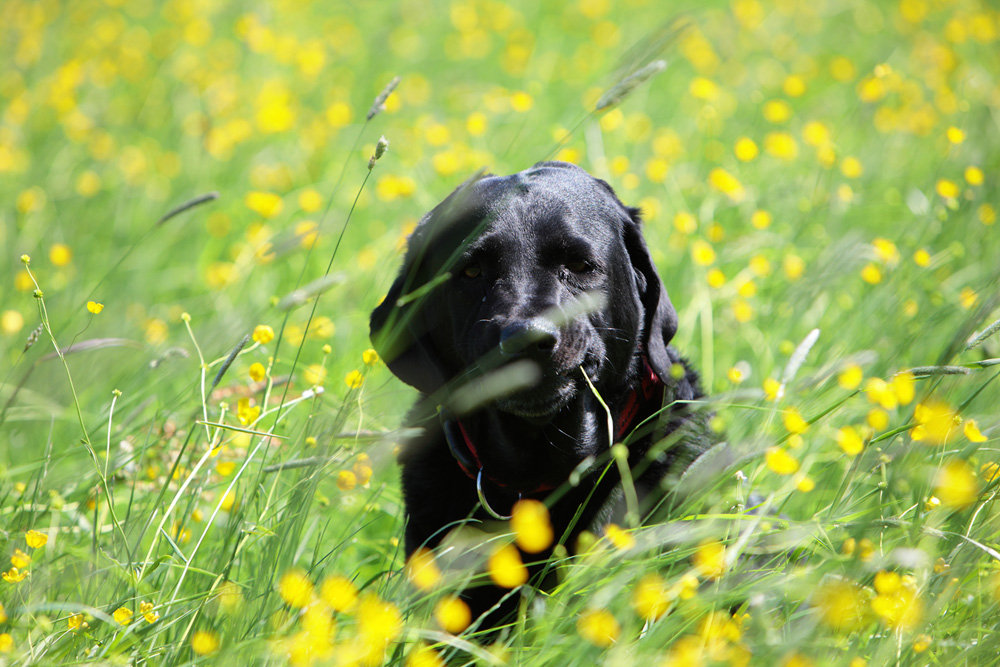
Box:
499 319 559 360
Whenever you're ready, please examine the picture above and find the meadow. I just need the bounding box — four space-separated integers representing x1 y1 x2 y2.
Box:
2 0 999 665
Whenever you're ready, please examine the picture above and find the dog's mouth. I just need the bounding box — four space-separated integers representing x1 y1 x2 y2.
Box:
493 375 577 418
492 354 601 419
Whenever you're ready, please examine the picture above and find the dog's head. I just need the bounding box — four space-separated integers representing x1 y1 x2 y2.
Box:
370 161 678 419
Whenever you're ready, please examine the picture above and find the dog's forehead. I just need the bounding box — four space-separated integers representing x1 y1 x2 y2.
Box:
477 165 624 238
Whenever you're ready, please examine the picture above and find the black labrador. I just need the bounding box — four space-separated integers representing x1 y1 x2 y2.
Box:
370 161 711 628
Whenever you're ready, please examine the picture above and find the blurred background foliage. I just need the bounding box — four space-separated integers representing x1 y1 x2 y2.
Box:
1 0 999 664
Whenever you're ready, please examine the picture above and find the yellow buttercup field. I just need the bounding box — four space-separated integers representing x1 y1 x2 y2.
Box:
1 0 998 665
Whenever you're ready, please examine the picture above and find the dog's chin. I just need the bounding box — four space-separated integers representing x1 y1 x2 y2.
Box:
493 379 577 419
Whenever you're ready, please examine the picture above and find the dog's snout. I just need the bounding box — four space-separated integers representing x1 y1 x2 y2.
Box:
499 319 559 360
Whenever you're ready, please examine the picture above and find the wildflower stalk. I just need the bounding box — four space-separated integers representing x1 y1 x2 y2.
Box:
19 257 129 555
581 367 640 526
105 389 121 480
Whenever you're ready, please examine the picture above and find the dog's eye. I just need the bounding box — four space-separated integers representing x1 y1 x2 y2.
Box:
565 258 593 274
462 263 482 279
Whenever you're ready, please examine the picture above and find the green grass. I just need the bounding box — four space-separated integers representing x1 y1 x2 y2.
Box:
2 0 999 665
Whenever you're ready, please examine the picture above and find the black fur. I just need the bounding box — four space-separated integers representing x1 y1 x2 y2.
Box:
370 161 711 629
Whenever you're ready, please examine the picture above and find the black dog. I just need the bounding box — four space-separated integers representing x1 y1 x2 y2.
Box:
370 161 711 627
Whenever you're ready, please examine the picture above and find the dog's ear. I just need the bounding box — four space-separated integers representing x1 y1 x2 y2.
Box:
622 206 678 382
369 249 450 396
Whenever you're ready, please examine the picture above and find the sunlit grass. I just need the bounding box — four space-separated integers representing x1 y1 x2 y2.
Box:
2 0 999 665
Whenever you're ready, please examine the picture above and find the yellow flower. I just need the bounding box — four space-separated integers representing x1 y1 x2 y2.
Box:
837 426 865 456
860 263 882 285
693 539 726 579
763 377 782 401
959 287 978 310
344 369 364 389
24 529 48 548
252 324 274 344
1 310 24 335
912 400 958 445
965 166 984 186
605 523 635 550
783 652 815 667
763 99 792 123
0 634 12 653
690 240 716 266
840 156 863 178
751 209 772 229
783 407 808 434
488 543 528 588
708 167 745 201
298 188 323 212
872 238 899 265
434 595 471 634
865 378 897 410
337 470 357 491
511 499 553 553
673 212 697 234
765 131 798 159
302 364 326 386
113 607 133 625
838 364 863 390
727 366 744 384
86 301 104 314
734 137 759 161
68 613 84 630
802 121 830 147
510 91 533 112
236 398 260 425
796 475 815 492
913 634 932 653
140 601 159 624
190 630 220 655
913 249 931 267
2 568 27 583
813 578 871 632
214 581 243 612
645 158 670 183
49 243 73 266
689 77 718 99
278 568 314 608
357 593 402 648
466 112 488 136
945 126 964 144
405 645 445 667
576 608 620 647
220 489 237 512
732 298 754 323
248 362 266 382
765 447 799 475
980 462 1000 483
353 455 373 486
890 372 915 406
405 547 441 591
10 549 30 569
871 572 922 630
245 191 284 218
320 575 358 612
935 179 960 199
631 572 669 620
707 268 726 288
934 459 979 509
362 348 380 365
749 255 772 277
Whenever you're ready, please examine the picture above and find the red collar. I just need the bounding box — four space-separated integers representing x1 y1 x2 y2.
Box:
444 357 664 494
